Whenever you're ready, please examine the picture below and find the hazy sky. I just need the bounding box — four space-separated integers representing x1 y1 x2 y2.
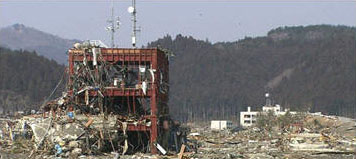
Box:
1 0 356 47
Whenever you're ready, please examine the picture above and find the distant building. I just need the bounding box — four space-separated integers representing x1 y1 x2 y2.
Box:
240 93 296 127
262 104 281 112
240 106 258 127
211 120 233 130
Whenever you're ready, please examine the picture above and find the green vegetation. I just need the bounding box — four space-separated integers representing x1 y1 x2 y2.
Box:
0 25 355 121
256 110 276 131
256 111 306 132
0 47 65 113
148 25 356 121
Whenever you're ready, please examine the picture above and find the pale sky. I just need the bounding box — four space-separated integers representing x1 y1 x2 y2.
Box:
1 0 356 47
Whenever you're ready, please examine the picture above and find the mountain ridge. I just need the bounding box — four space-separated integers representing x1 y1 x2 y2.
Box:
0 24 354 121
148 24 356 121
0 24 80 64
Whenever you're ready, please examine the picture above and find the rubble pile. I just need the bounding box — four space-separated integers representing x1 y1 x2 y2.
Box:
184 114 356 159
0 45 355 158
1 112 356 158
1 45 180 158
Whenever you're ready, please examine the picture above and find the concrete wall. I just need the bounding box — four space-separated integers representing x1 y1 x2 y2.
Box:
211 120 233 130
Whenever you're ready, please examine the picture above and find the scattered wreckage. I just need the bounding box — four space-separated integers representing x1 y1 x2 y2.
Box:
184 113 356 159
0 42 356 159
0 42 192 158
2 110 355 158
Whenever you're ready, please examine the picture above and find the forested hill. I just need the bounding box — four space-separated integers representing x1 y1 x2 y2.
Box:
148 25 356 121
0 47 65 113
0 25 354 121
0 24 79 64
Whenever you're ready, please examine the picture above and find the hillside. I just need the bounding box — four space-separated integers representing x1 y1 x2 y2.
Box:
148 25 356 121
0 24 79 64
0 47 65 113
0 24 354 121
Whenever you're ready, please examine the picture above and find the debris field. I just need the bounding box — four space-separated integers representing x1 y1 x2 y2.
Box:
0 43 355 159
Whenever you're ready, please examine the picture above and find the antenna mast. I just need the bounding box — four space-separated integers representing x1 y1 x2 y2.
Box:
128 0 139 48
106 0 120 48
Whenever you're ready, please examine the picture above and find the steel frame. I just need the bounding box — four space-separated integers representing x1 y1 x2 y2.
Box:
68 48 169 154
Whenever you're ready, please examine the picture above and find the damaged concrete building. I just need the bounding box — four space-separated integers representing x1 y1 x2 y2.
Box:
0 43 186 158
62 45 171 154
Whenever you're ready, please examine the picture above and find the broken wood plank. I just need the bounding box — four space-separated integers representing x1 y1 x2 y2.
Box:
178 144 186 159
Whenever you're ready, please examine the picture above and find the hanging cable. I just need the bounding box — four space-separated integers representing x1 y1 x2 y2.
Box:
40 68 66 110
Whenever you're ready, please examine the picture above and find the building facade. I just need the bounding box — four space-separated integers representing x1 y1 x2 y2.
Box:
240 105 297 127
211 120 233 130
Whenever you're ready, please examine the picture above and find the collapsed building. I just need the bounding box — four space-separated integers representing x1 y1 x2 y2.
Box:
1 43 356 159
56 44 178 154
1 1 189 157
0 43 189 158
65 45 171 153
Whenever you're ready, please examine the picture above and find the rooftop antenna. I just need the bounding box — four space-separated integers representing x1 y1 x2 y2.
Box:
265 92 272 106
128 0 140 48
106 0 120 48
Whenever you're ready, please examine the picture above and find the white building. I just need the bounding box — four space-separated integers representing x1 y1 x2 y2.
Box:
240 105 297 127
240 107 258 127
240 93 296 127
210 120 233 130
262 104 281 112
